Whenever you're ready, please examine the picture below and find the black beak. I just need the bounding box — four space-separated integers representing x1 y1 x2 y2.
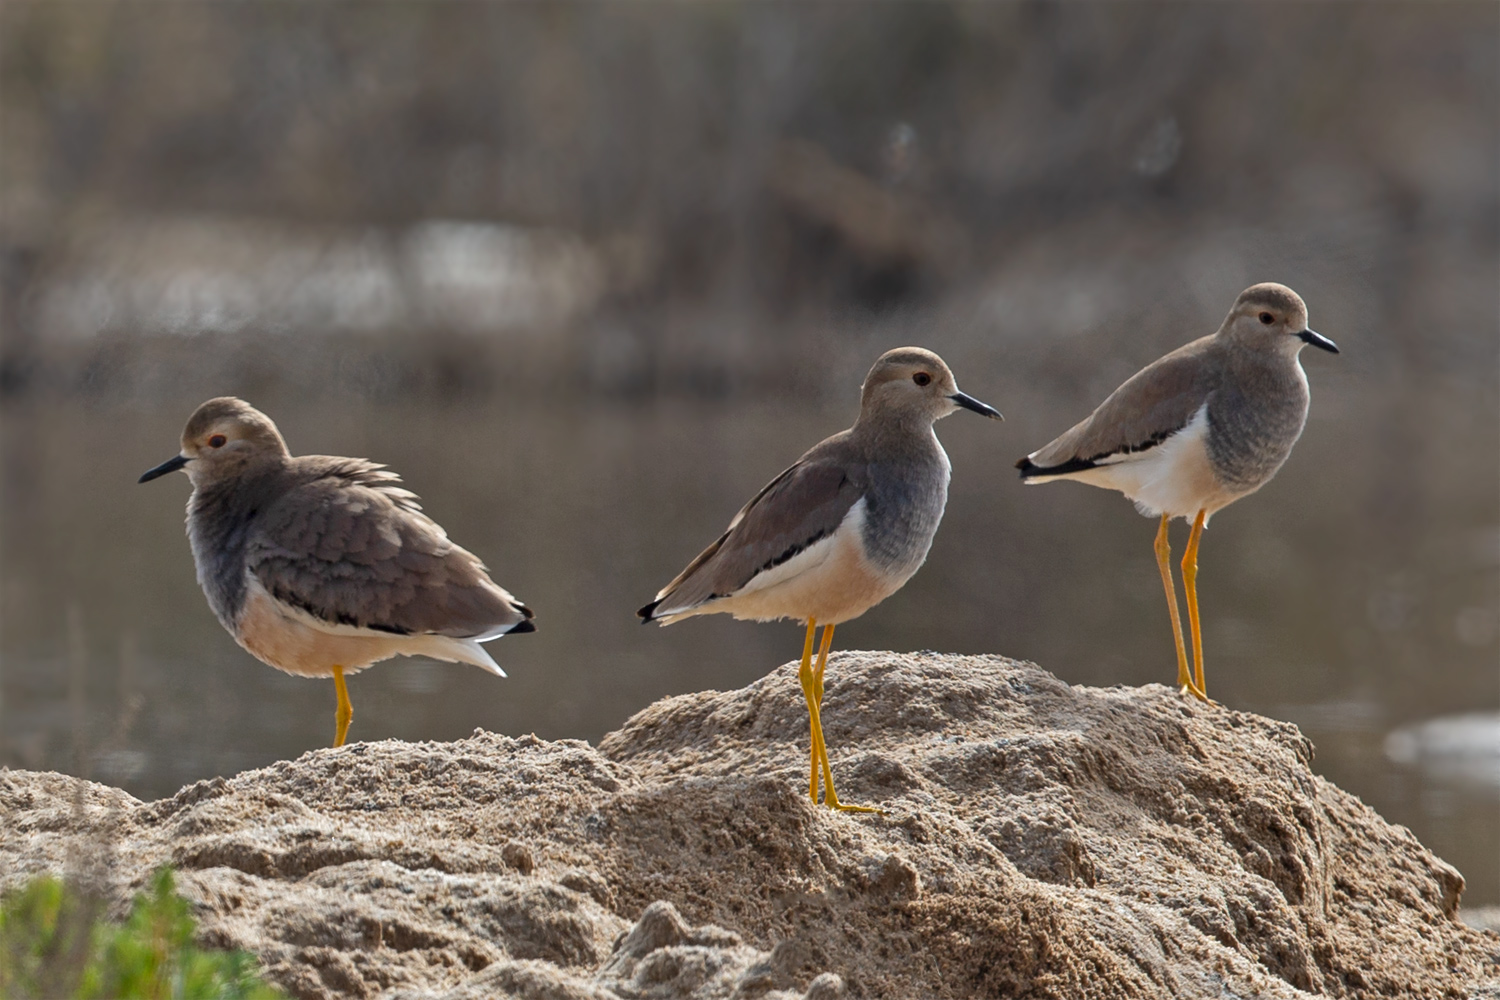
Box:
138 454 189 483
1298 328 1339 354
950 391 1003 420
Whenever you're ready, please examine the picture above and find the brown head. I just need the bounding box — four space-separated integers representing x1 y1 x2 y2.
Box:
138 397 290 487
857 347 1002 427
1218 283 1339 356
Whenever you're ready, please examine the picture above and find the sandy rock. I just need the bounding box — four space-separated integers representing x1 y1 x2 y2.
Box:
2 652 1496 999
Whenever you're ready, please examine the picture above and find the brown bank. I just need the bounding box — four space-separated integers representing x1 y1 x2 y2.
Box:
3 653 1497 999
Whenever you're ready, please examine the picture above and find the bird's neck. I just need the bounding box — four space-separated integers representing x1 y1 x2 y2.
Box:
189 459 287 528
852 410 942 460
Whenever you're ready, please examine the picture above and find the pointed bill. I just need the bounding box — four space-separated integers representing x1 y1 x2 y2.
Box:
139 454 190 483
950 392 1003 419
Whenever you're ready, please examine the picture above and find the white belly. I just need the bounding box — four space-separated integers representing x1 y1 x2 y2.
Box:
233 575 505 678
677 498 910 626
1054 405 1238 521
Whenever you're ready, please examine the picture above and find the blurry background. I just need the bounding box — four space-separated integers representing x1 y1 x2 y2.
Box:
2 4 1496 904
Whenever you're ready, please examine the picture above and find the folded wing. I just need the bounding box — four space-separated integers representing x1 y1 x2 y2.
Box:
640 451 867 621
1019 337 1220 477
246 459 533 641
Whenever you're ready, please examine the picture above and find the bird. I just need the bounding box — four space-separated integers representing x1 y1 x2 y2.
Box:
139 397 534 747
1016 282 1338 701
638 347 1001 812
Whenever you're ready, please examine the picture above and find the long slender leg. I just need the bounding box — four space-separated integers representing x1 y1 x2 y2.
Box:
808 624 881 814
797 619 821 804
808 623 838 803
1155 515 1205 700
811 625 834 806
333 665 353 747
813 623 834 708
811 623 835 798
1181 509 1209 701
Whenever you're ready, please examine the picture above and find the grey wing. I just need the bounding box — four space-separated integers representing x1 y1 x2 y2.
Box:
246 476 531 639
1020 337 1220 475
641 456 866 619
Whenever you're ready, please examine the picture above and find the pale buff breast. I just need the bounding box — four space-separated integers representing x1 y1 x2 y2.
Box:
699 499 910 626
234 578 453 680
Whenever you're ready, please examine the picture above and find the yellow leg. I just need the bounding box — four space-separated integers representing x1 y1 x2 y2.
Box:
798 619 821 804
805 623 881 814
333 665 353 747
1181 510 1209 702
1155 515 1205 701
813 623 833 708
808 623 835 803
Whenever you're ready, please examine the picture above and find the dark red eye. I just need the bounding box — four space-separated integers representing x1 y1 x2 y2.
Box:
913 372 932 386
1259 312 1274 325
208 434 227 448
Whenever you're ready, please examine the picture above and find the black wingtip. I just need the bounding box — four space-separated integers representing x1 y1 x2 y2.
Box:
1017 455 1098 479
507 619 537 634
1015 456 1046 479
637 600 661 624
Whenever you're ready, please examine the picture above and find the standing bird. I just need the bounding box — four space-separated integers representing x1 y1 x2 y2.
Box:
1016 283 1338 701
639 348 1001 812
139 397 534 747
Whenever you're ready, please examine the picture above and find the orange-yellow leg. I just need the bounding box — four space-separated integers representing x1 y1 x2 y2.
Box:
808 623 836 803
798 619 822 802
806 623 880 814
1181 509 1209 701
811 623 833 797
1154 515 1206 701
333 665 353 747
813 623 832 708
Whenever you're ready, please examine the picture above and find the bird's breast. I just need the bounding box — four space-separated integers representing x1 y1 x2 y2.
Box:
1205 366 1311 493
186 484 257 632
859 449 951 576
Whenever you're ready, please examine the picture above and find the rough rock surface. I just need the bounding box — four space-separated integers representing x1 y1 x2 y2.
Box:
3 653 1497 999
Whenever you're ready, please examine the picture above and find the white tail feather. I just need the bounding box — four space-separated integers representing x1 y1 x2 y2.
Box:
410 635 507 677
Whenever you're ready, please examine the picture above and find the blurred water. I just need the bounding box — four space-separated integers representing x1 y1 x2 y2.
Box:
2 342 1496 904
1 0 1495 911
1386 713 1500 790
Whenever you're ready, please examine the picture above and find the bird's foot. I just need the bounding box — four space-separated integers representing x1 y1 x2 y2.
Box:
1177 683 1215 706
822 793 884 815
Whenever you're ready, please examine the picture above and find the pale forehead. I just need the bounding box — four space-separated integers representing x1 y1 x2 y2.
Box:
870 348 950 374
1235 283 1306 315
183 397 273 438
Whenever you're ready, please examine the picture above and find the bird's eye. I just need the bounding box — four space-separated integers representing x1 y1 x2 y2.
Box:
208 434 227 448
913 372 932 387
1259 312 1275 325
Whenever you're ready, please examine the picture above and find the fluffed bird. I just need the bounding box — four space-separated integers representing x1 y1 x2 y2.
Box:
140 397 534 746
